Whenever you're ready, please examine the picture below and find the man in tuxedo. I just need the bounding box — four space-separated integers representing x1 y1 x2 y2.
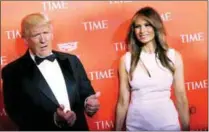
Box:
2 12 100 130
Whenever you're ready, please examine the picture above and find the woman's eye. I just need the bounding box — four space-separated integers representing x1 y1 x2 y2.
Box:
134 25 141 28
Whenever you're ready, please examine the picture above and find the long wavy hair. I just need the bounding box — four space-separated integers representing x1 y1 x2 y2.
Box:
126 7 174 80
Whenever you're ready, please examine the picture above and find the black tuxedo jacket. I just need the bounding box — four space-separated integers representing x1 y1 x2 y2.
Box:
2 50 95 130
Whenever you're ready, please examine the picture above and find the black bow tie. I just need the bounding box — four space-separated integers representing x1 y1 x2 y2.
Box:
35 54 56 65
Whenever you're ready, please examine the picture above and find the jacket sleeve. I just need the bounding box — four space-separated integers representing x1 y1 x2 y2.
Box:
2 66 55 130
74 56 95 104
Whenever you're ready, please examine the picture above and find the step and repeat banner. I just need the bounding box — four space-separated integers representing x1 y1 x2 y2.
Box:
0 1 208 131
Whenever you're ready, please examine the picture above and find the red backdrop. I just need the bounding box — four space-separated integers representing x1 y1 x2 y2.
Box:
0 1 208 131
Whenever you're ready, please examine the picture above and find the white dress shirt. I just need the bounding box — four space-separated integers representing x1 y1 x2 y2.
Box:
29 51 71 113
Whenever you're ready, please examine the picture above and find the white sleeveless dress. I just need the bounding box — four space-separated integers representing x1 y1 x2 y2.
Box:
124 49 180 131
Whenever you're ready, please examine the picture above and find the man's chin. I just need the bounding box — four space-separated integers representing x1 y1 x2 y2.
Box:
37 51 52 57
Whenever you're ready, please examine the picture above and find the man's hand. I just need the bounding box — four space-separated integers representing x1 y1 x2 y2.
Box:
85 92 101 117
55 105 76 127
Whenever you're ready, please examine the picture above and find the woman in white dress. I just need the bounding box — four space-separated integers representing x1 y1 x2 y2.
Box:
115 7 190 131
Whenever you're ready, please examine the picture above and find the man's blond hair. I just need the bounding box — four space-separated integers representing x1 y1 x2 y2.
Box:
21 12 51 38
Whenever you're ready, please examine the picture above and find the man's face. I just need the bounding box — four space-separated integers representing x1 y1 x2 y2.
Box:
25 24 53 57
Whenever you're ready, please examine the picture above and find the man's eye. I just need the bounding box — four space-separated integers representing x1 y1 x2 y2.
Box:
31 34 39 37
145 23 151 27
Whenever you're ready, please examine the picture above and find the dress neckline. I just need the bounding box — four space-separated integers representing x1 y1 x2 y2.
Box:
141 50 156 56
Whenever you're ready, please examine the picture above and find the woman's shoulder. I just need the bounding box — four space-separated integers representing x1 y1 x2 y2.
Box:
120 51 131 72
167 48 182 57
167 48 182 65
124 51 131 56
120 51 131 60
167 48 175 55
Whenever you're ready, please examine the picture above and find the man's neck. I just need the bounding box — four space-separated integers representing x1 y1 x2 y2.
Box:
29 49 52 58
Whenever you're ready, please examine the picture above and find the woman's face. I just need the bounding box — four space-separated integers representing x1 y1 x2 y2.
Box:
134 17 155 45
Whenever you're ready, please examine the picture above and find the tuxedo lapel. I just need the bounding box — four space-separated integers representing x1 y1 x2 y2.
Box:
22 51 59 108
32 65 60 106
21 50 77 110
54 52 77 109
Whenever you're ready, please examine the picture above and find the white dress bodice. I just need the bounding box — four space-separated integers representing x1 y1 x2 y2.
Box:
124 49 180 131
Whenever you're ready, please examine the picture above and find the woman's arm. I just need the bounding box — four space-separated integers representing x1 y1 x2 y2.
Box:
173 51 190 131
115 54 130 130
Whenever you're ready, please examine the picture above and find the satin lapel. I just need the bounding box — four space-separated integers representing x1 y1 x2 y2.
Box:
22 51 59 107
56 55 77 109
32 66 59 106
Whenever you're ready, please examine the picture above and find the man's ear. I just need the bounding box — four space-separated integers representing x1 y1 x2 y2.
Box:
50 25 54 40
51 33 54 40
23 38 28 45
